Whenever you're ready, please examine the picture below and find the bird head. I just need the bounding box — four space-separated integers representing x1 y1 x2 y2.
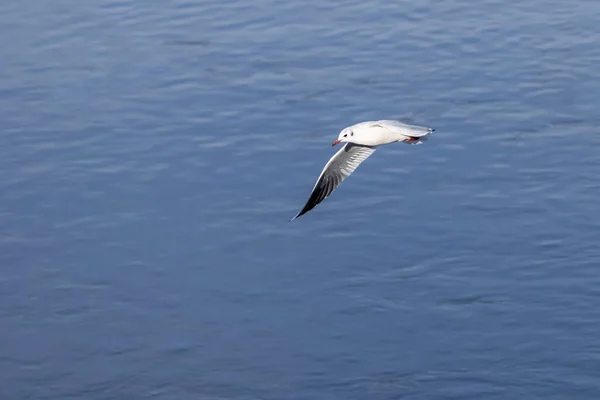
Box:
332 128 353 146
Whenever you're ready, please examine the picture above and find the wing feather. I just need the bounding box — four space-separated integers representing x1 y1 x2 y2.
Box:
291 143 376 220
370 120 433 143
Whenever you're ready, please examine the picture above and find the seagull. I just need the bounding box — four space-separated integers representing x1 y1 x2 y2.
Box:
291 120 433 220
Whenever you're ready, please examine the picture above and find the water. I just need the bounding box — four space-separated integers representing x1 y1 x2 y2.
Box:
1 0 600 398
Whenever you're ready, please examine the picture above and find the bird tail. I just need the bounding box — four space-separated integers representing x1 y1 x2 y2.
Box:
404 127 433 145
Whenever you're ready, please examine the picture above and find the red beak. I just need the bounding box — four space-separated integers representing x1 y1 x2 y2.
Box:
332 139 341 147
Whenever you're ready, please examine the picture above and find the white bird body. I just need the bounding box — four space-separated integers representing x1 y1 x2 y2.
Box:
291 119 433 220
339 120 432 146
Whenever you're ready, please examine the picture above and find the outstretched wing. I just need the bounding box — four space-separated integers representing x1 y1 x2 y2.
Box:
291 143 376 220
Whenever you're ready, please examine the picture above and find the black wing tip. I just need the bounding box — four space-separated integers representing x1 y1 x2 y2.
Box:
290 207 309 221
291 184 329 221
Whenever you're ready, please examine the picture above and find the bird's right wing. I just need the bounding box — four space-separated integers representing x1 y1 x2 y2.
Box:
291 143 376 220
370 120 433 144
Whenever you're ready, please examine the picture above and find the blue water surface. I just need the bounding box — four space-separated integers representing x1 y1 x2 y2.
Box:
1 0 600 399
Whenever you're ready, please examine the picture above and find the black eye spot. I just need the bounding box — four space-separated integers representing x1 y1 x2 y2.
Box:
344 134 347 137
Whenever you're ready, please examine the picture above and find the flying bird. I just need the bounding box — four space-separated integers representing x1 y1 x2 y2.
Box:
291 120 433 220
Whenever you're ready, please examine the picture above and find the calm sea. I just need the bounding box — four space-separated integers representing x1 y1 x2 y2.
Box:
1 0 600 399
